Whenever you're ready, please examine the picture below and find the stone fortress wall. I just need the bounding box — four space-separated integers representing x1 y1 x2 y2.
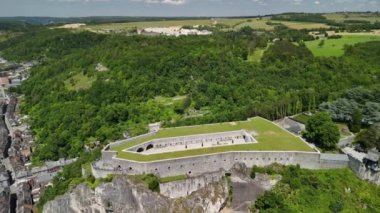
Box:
95 119 349 179
127 130 256 154
159 170 225 198
343 148 380 185
94 149 348 178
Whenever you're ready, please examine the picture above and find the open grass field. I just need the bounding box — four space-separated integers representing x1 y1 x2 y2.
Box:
248 43 272 63
277 21 330 30
64 73 96 91
83 16 332 33
305 35 380 57
233 18 329 30
324 13 380 23
111 117 314 162
83 18 246 32
233 18 274 30
248 47 266 63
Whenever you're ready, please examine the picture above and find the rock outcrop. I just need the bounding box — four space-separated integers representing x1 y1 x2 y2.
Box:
43 175 229 213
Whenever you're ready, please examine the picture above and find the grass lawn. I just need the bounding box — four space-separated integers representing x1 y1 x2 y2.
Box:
305 35 380 57
335 123 352 138
292 114 310 124
248 43 272 63
64 73 96 91
111 117 314 162
248 47 266 63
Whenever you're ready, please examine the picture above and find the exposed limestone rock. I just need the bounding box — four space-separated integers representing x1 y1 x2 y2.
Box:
230 162 251 179
43 175 229 213
95 63 109 72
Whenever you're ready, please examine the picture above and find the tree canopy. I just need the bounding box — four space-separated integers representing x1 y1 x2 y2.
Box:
303 112 340 150
355 123 380 151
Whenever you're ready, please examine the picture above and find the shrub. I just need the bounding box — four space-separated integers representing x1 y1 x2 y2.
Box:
142 174 160 192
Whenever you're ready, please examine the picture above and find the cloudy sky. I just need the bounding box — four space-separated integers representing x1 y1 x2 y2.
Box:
1 0 379 17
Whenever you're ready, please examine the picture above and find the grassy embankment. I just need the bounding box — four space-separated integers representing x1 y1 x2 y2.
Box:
111 117 314 162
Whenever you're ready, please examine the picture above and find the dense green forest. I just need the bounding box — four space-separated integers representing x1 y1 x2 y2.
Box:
0 28 379 162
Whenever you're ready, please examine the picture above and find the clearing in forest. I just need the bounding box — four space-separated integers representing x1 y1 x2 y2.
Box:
305 35 380 57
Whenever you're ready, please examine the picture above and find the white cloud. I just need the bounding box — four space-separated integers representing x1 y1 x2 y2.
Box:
252 0 268 6
291 0 303 5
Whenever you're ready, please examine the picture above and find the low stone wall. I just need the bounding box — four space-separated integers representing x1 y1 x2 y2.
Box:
319 154 349 169
159 170 225 198
95 151 349 178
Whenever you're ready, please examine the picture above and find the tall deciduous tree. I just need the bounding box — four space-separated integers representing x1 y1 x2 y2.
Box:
303 112 340 150
349 109 362 133
355 123 380 151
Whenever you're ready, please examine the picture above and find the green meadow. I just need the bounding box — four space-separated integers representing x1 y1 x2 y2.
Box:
305 35 380 57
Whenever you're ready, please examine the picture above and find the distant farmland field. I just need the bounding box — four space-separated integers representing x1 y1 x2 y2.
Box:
324 13 380 23
83 18 246 32
305 35 380 57
83 17 332 33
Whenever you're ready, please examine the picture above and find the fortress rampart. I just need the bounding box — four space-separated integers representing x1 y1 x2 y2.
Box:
95 119 349 179
94 150 348 178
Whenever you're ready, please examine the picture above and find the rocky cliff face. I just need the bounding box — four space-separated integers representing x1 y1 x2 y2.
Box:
43 176 229 213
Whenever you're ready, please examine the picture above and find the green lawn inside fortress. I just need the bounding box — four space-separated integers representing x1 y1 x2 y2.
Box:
111 117 314 162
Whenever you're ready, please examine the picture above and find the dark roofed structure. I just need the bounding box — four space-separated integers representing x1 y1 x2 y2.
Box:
364 149 380 172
